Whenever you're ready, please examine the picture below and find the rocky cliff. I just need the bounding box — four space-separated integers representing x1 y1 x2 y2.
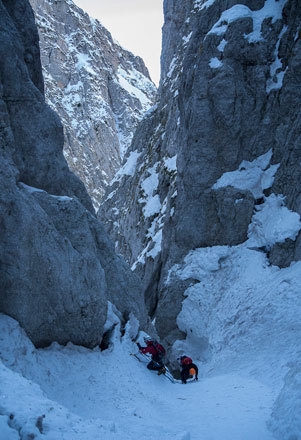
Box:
99 0 301 342
0 0 148 348
29 0 157 209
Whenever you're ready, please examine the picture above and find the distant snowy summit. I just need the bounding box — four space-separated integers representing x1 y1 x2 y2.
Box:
30 0 157 209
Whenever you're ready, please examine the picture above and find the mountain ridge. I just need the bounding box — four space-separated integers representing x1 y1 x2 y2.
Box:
30 0 157 209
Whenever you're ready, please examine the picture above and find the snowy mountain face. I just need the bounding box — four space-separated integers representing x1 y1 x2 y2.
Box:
100 0 301 338
99 1 301 437
0 0 148 349
1 0 301 439
29 0 157 210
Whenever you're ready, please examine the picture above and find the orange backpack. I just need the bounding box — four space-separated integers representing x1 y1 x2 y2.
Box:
181 356 193 365
189 367 196 376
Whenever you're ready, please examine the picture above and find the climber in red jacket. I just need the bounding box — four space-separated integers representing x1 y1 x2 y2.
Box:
137 337 166 374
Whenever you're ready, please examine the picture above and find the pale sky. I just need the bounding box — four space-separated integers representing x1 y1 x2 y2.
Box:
73 0 164 85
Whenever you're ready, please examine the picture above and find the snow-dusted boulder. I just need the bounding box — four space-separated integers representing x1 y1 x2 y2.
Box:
0 0 147 347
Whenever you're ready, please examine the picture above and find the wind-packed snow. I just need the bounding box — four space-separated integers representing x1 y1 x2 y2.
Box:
266 26 288 93
132 156 178 269
132 196 167 270
111 150 141 184
247 194 301 247
207 0 287 42
139 163 161 218
182 32 193 45
0 312 283 440
167 57 177 79
146 229 163 259
161 145 300 439
209 57 223 69
116 67 154 111
141 194 161 218
212 149 280 198
2 175 301 440
217 38 227 52
168 234 301 439
20 183 73 202
194 0 216 11
164 155 177 172
75 53 96 75
3 170 301 440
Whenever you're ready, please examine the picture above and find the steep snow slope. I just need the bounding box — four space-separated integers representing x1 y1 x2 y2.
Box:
30 0 157 209
0 313 291 440
1 235 301 440
95 3 301 436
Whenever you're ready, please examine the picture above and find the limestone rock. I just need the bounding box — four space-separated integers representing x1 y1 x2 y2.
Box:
0 0 147 347
100 0 301 343
29 0 157 210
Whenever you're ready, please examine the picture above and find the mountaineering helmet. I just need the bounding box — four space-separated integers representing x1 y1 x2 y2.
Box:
181 355 193 365
144 337 153 346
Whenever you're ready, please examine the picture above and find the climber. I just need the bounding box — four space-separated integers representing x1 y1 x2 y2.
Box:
178 355 199 384
137 337 166 375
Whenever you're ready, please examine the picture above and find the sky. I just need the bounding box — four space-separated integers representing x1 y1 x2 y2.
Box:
73 0 164 85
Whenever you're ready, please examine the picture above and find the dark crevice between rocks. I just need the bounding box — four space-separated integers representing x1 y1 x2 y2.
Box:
99 310 132 350
145 261 163 319
99 324 117 351
120 311 130 337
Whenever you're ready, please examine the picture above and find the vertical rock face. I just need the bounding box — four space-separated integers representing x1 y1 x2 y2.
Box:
0 0 148 347
99 0 301 342
29 0 157 209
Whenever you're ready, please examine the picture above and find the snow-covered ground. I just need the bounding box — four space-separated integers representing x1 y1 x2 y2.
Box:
1 177 301 439
1 156 300 440
1 234 300 440
1 150 300 439
0 309 297 440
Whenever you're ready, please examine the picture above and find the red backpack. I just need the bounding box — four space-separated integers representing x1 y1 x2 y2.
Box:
153 341 166 356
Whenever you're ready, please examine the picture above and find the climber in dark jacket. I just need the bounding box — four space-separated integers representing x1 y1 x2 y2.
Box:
179 355 199 384
137 337 166 374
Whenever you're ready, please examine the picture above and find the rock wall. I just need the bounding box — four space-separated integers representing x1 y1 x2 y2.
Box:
29 0 157 209
0 0 148 348
99 0 301 343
